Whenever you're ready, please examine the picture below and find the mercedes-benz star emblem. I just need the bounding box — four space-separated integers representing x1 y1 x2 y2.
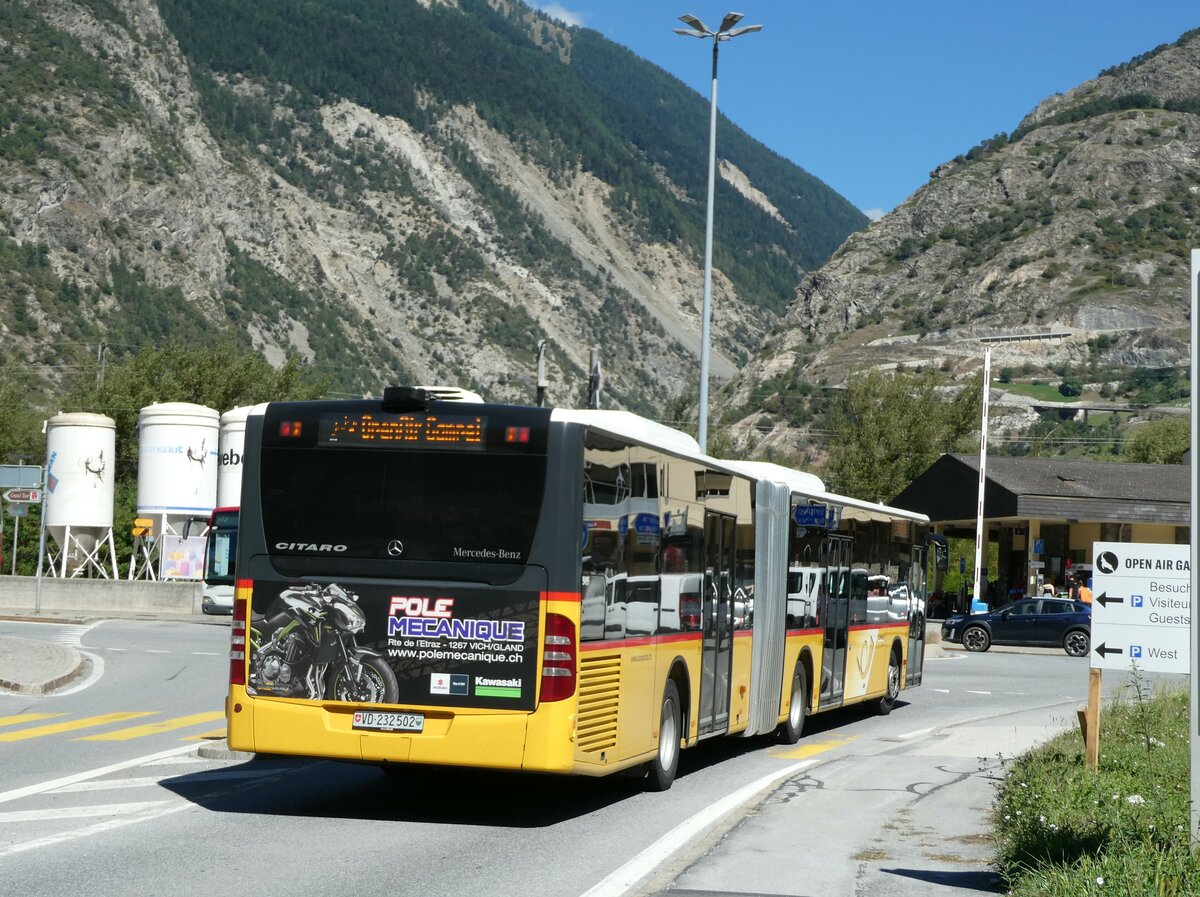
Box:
387 540 404 557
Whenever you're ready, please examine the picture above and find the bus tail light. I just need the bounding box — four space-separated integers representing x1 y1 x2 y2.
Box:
540 612 576 703
229 580 252 686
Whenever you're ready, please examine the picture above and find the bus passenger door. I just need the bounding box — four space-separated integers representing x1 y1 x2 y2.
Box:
698 512 736 736
820 536 851 708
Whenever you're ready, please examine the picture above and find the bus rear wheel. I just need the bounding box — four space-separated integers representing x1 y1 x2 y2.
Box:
646 681 681 791
777 665 808 744
877 649 900 716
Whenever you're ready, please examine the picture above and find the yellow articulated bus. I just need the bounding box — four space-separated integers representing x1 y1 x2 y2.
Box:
226 388 933 790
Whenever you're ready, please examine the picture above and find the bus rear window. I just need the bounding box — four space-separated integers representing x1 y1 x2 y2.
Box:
260 448 546 564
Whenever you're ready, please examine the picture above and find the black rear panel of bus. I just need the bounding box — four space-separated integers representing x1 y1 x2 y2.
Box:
238 399 579 713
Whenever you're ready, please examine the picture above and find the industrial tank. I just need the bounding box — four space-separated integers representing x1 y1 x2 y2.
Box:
136 402 219 534
216 405 252 508
44 412 116 561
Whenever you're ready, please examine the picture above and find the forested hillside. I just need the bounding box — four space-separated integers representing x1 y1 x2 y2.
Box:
0 0 864 415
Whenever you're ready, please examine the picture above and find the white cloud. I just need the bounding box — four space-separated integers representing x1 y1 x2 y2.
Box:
536 3 585 27
863 207 886 222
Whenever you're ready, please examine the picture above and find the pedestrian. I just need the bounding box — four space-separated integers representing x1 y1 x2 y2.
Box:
1077 577 1093 604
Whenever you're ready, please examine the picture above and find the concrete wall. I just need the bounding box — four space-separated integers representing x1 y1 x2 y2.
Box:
0 576 202 616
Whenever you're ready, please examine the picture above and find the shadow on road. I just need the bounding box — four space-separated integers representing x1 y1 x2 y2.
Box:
882 867 1003 893
159 700 901 826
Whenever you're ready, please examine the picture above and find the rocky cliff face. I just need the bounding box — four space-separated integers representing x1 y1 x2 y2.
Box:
0 0 863 414
722 29 1199 452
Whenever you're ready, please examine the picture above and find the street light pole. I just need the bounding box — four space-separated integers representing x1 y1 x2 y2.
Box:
675 12 761 454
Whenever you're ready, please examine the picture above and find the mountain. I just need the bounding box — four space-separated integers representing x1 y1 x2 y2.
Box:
721 28 1199 456
0 0 865 415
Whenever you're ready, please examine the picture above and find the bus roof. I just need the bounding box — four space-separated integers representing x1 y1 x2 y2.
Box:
245 398 925 525
551 408 700 456
720 459 825 495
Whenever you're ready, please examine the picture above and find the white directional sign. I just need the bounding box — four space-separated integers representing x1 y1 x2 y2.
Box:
1090 540 1192 674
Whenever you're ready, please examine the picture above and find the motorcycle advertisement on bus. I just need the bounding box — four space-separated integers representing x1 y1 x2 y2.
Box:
247 581 541 711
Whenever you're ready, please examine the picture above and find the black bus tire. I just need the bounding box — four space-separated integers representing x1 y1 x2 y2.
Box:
777 665 808 744
646 681 681 791
877 648 901 716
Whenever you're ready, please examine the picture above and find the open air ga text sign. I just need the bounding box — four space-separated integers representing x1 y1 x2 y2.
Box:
1090 540 1191 674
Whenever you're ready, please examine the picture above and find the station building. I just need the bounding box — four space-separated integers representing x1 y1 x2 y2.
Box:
892 454 1190 604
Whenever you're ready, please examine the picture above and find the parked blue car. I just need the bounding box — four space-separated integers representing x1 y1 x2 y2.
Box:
941 597 1091 656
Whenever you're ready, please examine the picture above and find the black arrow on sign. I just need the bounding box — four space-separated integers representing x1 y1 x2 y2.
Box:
1094 592 1124 608
1094 642 1124 658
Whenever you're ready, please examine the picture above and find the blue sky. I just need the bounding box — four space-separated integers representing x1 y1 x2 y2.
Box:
533 2 1198 219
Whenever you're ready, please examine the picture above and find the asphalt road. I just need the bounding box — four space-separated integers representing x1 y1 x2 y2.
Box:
0 619 1181 897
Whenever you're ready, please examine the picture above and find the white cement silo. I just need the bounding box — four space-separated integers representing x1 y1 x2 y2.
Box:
42 412 119 578
216 405 252 509
136 402 219 527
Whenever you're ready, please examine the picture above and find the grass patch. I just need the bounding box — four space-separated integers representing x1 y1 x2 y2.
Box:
993 678 1199 895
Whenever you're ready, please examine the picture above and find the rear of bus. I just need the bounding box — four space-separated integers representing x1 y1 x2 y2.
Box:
226 389 583 773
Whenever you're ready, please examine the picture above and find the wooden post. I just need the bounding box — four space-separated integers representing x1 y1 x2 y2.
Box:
1084 667 1102 771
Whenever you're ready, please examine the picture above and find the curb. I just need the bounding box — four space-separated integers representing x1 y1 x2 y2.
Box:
0 645 84 695
196 739 254 762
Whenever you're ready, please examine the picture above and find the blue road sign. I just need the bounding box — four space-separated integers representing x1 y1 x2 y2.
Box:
792 504 828 528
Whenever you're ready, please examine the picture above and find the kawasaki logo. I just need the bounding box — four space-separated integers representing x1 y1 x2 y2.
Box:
274 542 348 552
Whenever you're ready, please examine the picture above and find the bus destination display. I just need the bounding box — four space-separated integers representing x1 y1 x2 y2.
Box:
319 412 486 450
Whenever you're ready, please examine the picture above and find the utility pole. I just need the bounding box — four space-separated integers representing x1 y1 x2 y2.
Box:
972 348 992 611
535 339 548 407
587 348 601 410
7 454 32 576
674 11 761 452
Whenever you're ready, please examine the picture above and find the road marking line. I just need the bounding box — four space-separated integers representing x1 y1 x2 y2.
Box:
933 688 951 693
770 735 856 760
50 770 274 793
0 713 67 727
0 712 156 742
183 727 228 741
0 801 172 823
897 726 935 740
0 802 193 858
578 759 817 897
192 652 220 656
0 743 201 804
145 650 170 654
47 651 105 697
49 776 179 793
78 711 225 742
966 690 992 695
141 754 207 767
